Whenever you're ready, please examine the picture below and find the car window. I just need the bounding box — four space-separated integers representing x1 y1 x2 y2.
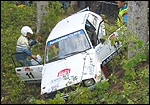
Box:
86 13 106 44
87 13 99 30
85 20 97 46
11 52 42 67
45 29 91 63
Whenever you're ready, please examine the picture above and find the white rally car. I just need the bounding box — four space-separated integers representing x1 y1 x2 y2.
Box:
40 8 122 99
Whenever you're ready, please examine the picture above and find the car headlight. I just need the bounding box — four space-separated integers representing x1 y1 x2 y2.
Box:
83 78 95 87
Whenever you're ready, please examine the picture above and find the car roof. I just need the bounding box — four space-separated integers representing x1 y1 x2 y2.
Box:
46 10 98 42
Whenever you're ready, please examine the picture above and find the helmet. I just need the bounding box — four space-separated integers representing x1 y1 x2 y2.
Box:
21 26 33 36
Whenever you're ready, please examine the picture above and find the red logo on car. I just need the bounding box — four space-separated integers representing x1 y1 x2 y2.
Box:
57 68 71 77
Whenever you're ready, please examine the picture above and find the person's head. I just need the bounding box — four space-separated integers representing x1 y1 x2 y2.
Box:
21 26 33 38
116 1 126 8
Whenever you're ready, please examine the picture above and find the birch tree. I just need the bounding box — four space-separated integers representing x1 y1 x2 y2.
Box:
36 1 48 34
127 1 149 59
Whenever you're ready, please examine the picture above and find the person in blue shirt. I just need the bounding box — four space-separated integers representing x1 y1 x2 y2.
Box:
116 1 128 27
16 26 41 66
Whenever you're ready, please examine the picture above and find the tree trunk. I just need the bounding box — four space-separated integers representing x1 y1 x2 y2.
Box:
127 1 149 59
36 1 48 34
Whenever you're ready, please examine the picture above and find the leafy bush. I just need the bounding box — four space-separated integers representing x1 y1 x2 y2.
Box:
1 1 66 104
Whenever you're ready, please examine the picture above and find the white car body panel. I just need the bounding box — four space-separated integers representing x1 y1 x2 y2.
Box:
46 10 104 43
41 49 103 95
15 65 43 83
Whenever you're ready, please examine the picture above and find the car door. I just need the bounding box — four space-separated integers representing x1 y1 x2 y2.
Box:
11 52 43 83
85 13 111 63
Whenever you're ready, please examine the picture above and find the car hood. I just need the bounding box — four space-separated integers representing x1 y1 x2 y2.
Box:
41 51 94 95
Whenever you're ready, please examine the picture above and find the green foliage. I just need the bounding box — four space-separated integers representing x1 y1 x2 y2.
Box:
1 1 149 104
1 1 38 104
103 23 149 104
1 1 36 30
38 92 66 104
91 14 148 104
1 1 62 104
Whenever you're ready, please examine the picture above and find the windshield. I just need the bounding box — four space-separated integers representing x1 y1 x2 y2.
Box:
45 30 91 63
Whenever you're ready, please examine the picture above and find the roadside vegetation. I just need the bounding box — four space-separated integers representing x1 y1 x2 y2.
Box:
1 1 149 104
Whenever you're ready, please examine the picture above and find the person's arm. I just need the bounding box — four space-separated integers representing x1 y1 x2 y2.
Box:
28 39 37 46
23 49 37 59
28 36 41 46
23 49 32 56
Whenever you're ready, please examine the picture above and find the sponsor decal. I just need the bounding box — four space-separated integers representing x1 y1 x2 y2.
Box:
96 44 104 54
102 47 121 65
25 67 33 71
51 84 59 91
70 76 78 81
70 76 74 79
47 30 84 47
57 68 71 77
89 57 94 75
50 77 62 84
89 65 94 75
25 67 30 71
